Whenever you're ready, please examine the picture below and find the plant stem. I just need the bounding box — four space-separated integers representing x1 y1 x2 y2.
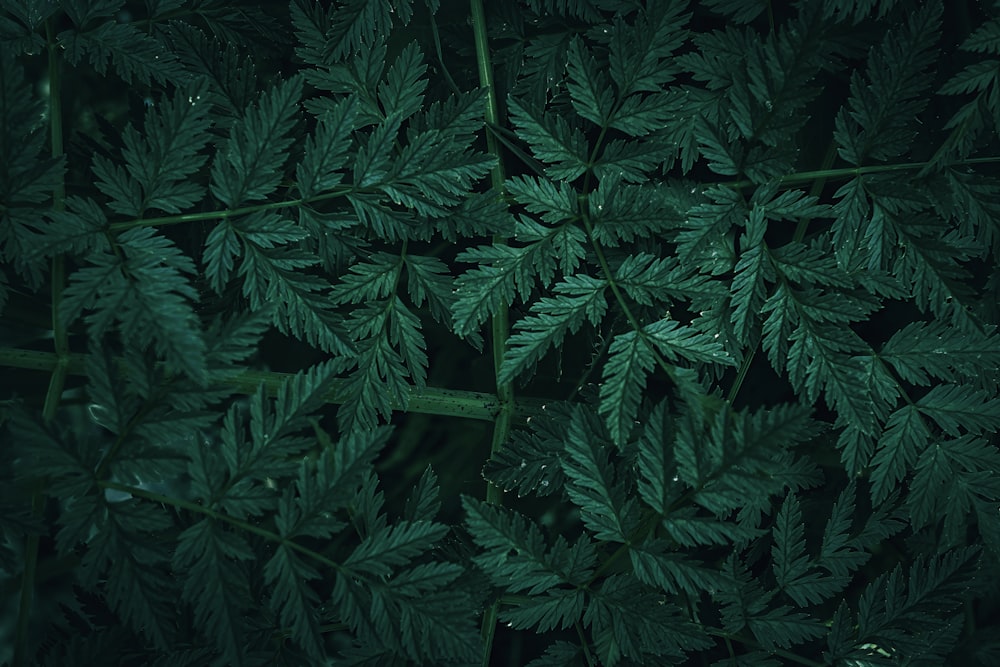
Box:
705 628 825 667
42 18 68 421
108 186 353 232
98 481 342 570
0 347 548 422
470 0 513 663
726 155 1000 191
14 21 65 667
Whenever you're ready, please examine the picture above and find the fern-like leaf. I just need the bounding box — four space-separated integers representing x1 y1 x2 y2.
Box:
561 406 638 542
211 75 303 207
60 226 207 383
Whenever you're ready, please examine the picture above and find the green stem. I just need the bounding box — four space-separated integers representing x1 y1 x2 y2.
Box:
579 207 681 388
0 347 548 422
574 621 597 666
103 156 1000 236
14 22 65 667
42 19 68 421
726 354 754 405
99 481 342 571
470 1 513 663
726 155 1000 191
793 139 839 244
705 628 825 667
427 9 461 96
108 186 353 232
12 488 41 667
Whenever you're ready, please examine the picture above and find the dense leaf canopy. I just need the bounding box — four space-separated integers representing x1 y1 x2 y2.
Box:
1 0 999 665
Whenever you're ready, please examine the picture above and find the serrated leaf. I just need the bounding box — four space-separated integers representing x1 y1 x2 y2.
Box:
599 329 655 446
661 509 765 547
453 240 560 337
403 466 441 522
960 17 1000 54
482 417 566 498
630 540 732 596
908 435 1000 541
525 641 582 667
403 253 456 325
817 481 869 578
336 334 409 430
333 252 402 304
502 588 586 632
239 242 353 355
345 520 449 578
462 496 596 594
854 547 980 661
772 493 840 606
378 41 426 120
585 574 712 664
508 97 589 181
635 402 675 514
353 113 401 188
296 95 357 198
500 274 607 384
173 519 253 666
746 605 825 650
915 384 1000 436
380 128 494 217
263 543 323 656
59 21 184 85
561 406 636 542
880 321 1000 386
646 318 735 366
118 82 212 215
506 174 578 224
833 4 940 163
730 212 772 344
565 36 615 128
870 405 930 505
60 227 207 383
211 75 303 207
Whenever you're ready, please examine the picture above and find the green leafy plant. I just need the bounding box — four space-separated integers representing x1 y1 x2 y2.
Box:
1 0 999 665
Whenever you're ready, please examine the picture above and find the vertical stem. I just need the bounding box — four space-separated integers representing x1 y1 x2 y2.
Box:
43 19 69 422
470 0 513 664
14 20 66 667
11 486 41 667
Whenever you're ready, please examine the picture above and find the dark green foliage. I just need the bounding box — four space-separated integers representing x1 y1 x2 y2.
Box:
1 0 999 665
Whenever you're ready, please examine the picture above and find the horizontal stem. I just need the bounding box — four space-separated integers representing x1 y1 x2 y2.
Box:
726 155 1000 190
0 346 547 422
109 187 352 232
99 480 342 571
